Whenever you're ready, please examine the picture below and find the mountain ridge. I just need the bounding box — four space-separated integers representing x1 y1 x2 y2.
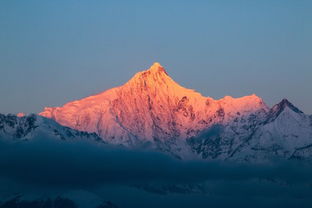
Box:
0 113 103 143
36 63 312 161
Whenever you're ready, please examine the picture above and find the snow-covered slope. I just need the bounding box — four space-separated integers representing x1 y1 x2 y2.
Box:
0 114 102 143
230 99 312 162
37 62 312 161
39 63 269 158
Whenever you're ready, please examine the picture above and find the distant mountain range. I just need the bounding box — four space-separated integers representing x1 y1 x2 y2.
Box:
1 63 312 162
0 113 102 143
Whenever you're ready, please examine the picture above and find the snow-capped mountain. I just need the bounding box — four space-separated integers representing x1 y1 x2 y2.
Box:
37 62 312 161
1 63 312 207
0 114 102 143
230 99 312 162
39 63 270 158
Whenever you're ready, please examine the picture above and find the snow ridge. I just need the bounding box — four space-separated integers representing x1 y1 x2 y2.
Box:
0 114 102 143
37 63 312 161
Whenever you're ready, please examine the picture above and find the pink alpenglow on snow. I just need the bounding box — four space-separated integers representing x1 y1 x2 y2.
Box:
17 112 25 117
39 63 269 145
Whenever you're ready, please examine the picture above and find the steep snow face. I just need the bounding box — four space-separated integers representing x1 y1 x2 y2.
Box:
39 63 268 148
231 99 312 162
0 114 102 142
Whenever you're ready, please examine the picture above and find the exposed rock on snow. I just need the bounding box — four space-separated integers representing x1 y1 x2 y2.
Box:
36 63 312 161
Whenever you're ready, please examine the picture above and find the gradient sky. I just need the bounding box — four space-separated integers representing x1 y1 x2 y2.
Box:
0 0 311 114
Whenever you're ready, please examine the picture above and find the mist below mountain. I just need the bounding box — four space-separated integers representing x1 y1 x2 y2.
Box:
1 63 312 207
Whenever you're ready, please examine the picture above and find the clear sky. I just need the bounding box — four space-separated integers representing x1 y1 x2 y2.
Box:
0 0 311 114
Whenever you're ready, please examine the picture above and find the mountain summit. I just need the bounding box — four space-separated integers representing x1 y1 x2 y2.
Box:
272 98 303 114
148 62 167 73
39 63 311 160
40 63 266 141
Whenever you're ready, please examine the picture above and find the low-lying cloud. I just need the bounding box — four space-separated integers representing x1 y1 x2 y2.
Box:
1 137 312 207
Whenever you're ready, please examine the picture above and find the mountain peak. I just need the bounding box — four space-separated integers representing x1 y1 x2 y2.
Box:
280 98 291 105
275 99 303 114
40 63 270 145
265 98 304 123
148 62 166 74
126 62 170 86
16 112 25 117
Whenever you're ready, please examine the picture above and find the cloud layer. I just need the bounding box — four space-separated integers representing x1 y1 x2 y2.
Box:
1 137 312 207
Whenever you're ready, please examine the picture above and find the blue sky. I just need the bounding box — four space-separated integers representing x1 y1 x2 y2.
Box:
0 0 311 114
